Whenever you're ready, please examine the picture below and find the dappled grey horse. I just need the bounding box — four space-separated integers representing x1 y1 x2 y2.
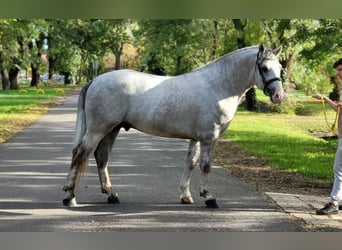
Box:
63 44 285 208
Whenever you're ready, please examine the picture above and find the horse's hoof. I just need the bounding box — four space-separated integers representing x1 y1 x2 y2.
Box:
181 196 194 204
205 199 219 209
108 194 120 204
62 197 77 207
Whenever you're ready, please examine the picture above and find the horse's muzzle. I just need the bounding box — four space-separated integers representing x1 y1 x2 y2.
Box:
265 80 285 104
271 88 285 104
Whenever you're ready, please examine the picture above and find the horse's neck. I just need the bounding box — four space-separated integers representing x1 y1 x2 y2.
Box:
199 48 257 97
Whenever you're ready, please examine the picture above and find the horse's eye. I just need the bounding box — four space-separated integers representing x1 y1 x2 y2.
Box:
262 66 268 72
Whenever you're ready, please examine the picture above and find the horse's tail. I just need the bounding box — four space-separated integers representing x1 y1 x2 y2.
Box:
73 82 92 183
73 82 91 147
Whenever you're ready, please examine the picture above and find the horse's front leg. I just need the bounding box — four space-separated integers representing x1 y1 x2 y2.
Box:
94 128 120 204
179 140 200 204
199 140 219 208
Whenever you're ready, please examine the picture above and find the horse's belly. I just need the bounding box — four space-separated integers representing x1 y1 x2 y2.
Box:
127 113 196 139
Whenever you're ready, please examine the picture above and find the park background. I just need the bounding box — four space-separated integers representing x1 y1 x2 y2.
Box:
1 18 342 180
1 0 342 247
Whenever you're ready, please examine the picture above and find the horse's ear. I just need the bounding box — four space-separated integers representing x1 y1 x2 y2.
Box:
273 46 282 57
258 44 265 59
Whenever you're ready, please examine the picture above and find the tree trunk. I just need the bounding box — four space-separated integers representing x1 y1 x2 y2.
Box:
233 19 246 48
175 56 183 75
62 71 72 84
245 88 258 111
211 19 218 60
233 19 257 111
329 76 339 101
1 69 10 91
280 52 294 82
48 56 55 80
9 67 19 90
114 46 123 70
86 65 92 83
76 54 87 84
30 65 40 87
147 53 165 75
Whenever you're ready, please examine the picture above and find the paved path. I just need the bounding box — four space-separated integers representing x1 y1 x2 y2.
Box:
267 192 342 231
0 94 307 231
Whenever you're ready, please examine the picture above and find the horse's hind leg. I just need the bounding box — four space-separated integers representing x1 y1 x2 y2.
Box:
179 140 200 204
63 131 105 206
94 127 121 204
199 140 218 208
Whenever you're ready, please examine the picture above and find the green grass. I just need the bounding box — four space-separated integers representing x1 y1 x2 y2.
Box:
0 87 66 113
0 85 80 143
223 107 337 179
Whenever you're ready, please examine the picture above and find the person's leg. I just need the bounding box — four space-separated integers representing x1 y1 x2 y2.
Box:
330 138 342 203
316 138 342 215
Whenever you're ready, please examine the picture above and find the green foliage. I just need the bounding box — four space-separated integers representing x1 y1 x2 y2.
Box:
0 19 20 68
298 19 342 65
136 19 202 75
46 20 80 75
291 59 332 95
0 18 340 93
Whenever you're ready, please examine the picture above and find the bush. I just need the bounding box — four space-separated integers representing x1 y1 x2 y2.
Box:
291 60 332 96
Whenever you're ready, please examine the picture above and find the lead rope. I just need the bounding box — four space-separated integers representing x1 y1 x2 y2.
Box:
321 95 339 135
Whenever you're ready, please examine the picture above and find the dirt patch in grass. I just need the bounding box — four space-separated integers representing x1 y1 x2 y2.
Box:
213 139 332 197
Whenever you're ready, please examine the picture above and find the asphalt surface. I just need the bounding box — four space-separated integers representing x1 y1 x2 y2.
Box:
0 93 321 231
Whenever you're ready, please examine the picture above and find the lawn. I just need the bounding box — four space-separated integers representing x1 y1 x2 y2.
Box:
0 85 80 143
223 90 338 179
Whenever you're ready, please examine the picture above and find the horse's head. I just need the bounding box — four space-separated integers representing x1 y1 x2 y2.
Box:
255 44 285 104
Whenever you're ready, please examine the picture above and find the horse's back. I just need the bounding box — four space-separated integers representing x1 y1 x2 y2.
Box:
95 69 169 92
85 70 168 114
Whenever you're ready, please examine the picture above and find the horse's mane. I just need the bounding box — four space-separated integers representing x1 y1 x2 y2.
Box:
220 45 259 59
191 46 259 73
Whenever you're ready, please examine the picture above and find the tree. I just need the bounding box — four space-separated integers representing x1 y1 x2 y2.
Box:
65 19 117 83
45 19 81 84
298 19 342 65
136 19 203 75
0 19 20 90
0 20 49 89
232 19 257 111
101 19 131 70
293 19 342 97
29 30 47 87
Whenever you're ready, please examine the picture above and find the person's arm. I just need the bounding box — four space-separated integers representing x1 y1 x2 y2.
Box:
312 93 339 111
